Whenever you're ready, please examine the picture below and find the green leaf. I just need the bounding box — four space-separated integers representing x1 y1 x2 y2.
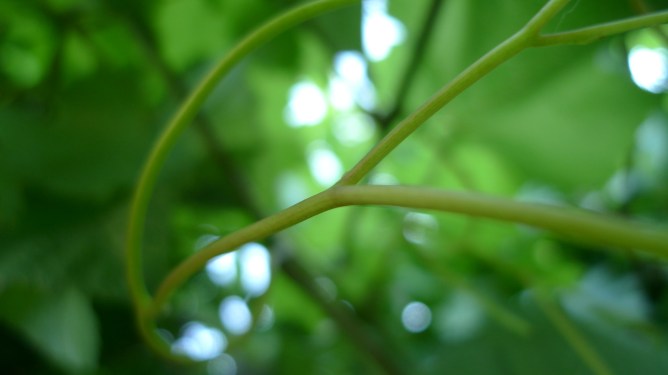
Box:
307 2 362 52
152 0 230 72
397 0 657 191
0 70 158 202
462 46 656 190
0 286 100 373
0 3 55 89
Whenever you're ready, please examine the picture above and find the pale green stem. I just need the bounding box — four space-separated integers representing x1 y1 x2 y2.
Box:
534 10 668 46
149 191 337 316
336 0 572 186
333 186 668 254
125 0 668 360
152 185 668 315
124 0 360 358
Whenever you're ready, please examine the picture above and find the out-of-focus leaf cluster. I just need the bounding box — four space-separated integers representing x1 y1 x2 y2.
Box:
1 0 667 374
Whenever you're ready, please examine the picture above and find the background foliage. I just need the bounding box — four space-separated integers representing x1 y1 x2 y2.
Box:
1 0 668 374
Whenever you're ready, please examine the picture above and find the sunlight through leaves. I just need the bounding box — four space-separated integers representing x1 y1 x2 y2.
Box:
307 142 344 186
219 296 252 336
171 322 226 361
206 252 237 287
239 243 271 297
362 0 405 62
628 47 668 93
284 81 328 126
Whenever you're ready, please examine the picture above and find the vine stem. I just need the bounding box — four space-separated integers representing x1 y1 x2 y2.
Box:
534 9 668 46
125 0 668 360
336 0 572 186
125 0 361 358
152 185 668 316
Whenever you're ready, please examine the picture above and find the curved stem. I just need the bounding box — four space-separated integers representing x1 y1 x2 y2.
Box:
125 0 360 355
126 0 668 361
534 10 668 46
152 185 668 316
336 0 571 186
149 191 337 316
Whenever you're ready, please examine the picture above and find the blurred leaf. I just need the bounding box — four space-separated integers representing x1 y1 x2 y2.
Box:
152 0 230 72
0 2 56 89
0 70 156 201
382 0 656 191
2 1 668 374
460 45 656 190
0 286 99 373
307 2 362 52
420 293 668 375
0 195 128 301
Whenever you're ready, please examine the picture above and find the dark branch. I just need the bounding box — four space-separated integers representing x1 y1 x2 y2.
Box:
280 252 408 375
375 0 446 131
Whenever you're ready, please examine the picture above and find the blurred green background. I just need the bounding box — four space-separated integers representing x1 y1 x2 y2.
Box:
1 0 668 374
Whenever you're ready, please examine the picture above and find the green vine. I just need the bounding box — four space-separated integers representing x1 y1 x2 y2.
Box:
126 0 668 365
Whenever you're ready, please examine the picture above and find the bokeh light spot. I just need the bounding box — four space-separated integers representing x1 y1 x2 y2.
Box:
307 143 343 186
362 0 406 62
401 301 432 333
276 172 310 209
331 51 376 110
403 212 438 245
256 305 275 332
206 252 237 287
333 113 375 146
207 353 237 375
171 322 226 361
284 81 328 126
239 243 271 297
628 47 668 93
219 296 252 335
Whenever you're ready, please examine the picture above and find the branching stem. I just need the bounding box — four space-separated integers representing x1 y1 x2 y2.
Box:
152 185 668 315
125 0 668 361
125 0 361 359
336 0 572 186
534 9 668 46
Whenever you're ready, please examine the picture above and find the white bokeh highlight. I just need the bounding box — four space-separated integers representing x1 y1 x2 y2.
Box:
333 113 375 146
307 142 344 186
239 243 271 297
206 252 237 287
628 47 668 93
363 0 406 61
330 51 376 110
285 81 328 126
171 322 227 361
219 296 253 335
401 301 432 333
